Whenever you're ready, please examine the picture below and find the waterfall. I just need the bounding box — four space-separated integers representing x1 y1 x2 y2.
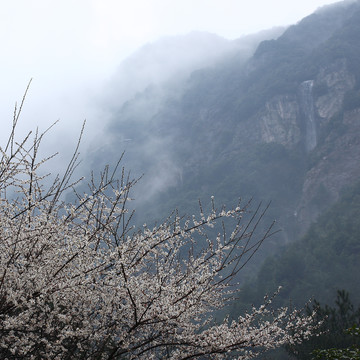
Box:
300 80 317 152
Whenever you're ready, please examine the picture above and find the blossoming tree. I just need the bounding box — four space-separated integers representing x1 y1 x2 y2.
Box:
0 91 316 359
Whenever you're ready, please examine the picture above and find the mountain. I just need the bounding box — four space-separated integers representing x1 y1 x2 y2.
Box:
89 26 287 218
101 28 285 112
85 0 360 299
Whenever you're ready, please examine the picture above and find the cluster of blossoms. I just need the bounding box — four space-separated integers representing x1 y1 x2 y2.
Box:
0 99 317 359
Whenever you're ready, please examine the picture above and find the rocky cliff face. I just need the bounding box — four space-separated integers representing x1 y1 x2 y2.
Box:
259 95 301 147
251 56 359 233
255 58 355 143
315 59 356 119
296 59 357 228
298 107 360 230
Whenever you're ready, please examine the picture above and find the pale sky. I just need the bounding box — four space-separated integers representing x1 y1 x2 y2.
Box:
0 0 341 152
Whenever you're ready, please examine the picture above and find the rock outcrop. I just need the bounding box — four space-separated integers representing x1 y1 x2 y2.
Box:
259 95 301 147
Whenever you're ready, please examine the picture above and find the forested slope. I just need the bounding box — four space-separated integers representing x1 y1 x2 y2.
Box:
233 180 360 313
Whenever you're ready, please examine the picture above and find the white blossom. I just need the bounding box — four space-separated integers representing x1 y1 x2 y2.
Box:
0 107 318 359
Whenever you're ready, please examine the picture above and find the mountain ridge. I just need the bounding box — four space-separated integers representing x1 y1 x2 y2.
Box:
84 0 360 291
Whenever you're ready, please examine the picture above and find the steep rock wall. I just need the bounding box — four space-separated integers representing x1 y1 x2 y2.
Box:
246 57 359 236
315 59 356 120
297 108 360 230
296 59 359 231
259 95 301 147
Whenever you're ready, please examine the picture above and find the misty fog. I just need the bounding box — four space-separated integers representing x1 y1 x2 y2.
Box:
79 28 287 215
0 0 340 212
